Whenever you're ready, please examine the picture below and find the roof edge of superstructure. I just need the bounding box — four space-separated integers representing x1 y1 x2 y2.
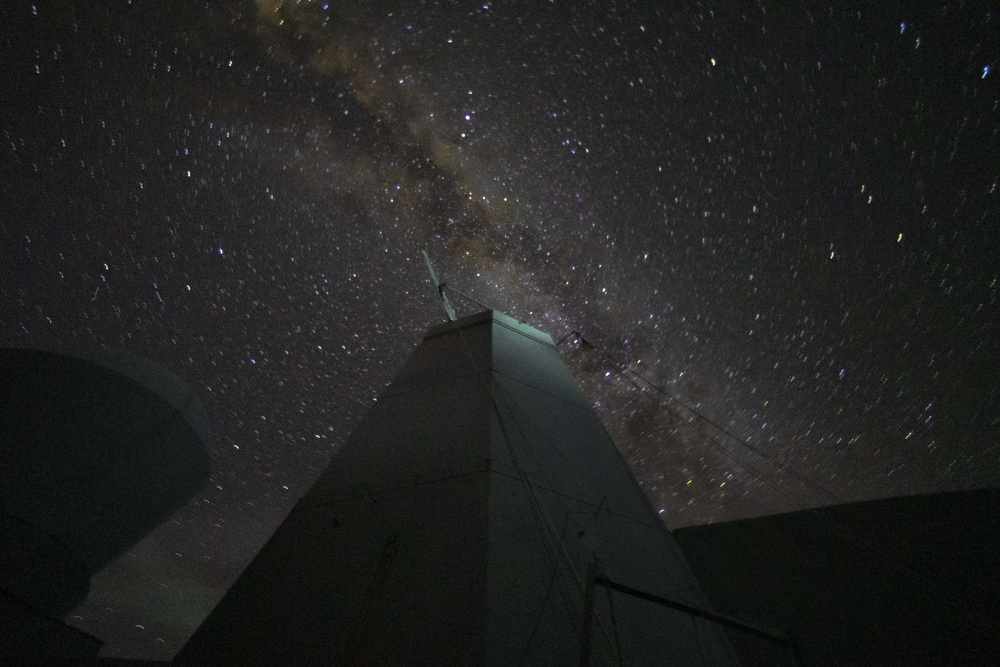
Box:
424 310 556 348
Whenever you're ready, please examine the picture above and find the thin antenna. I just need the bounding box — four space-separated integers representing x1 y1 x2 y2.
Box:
422 249 457 322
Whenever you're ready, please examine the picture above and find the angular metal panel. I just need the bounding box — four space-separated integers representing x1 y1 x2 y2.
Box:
177 311 736 665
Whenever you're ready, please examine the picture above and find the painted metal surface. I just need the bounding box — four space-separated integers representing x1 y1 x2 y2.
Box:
176 311 736 665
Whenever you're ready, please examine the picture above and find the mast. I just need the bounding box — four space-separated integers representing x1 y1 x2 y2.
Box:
422 249 457 322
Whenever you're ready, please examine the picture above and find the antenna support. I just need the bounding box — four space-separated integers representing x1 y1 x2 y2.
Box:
422 250 457 322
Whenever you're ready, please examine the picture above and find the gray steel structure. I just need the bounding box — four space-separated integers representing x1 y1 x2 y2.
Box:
176 311 736 665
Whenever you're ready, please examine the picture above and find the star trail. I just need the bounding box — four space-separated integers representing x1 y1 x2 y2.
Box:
2 1 998 659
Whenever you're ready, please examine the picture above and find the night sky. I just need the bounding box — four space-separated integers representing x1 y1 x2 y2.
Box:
2 1 998 659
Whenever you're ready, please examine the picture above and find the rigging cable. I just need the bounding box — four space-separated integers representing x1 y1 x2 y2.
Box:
558 330 842 505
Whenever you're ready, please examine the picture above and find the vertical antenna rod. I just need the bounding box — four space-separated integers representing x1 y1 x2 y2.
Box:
422 249 457 322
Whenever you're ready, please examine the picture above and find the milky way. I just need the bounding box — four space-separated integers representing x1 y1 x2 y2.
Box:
2 1 998 659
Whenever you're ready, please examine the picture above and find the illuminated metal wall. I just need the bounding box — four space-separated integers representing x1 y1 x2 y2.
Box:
176 311 736 665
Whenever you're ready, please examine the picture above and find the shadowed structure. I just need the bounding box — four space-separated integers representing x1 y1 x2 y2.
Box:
674 489 1000 666
0 347 211 663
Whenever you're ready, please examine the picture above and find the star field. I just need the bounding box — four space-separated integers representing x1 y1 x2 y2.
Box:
2 1 998 659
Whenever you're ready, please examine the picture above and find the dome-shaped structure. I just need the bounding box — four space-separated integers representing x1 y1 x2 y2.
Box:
0 347 211 618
